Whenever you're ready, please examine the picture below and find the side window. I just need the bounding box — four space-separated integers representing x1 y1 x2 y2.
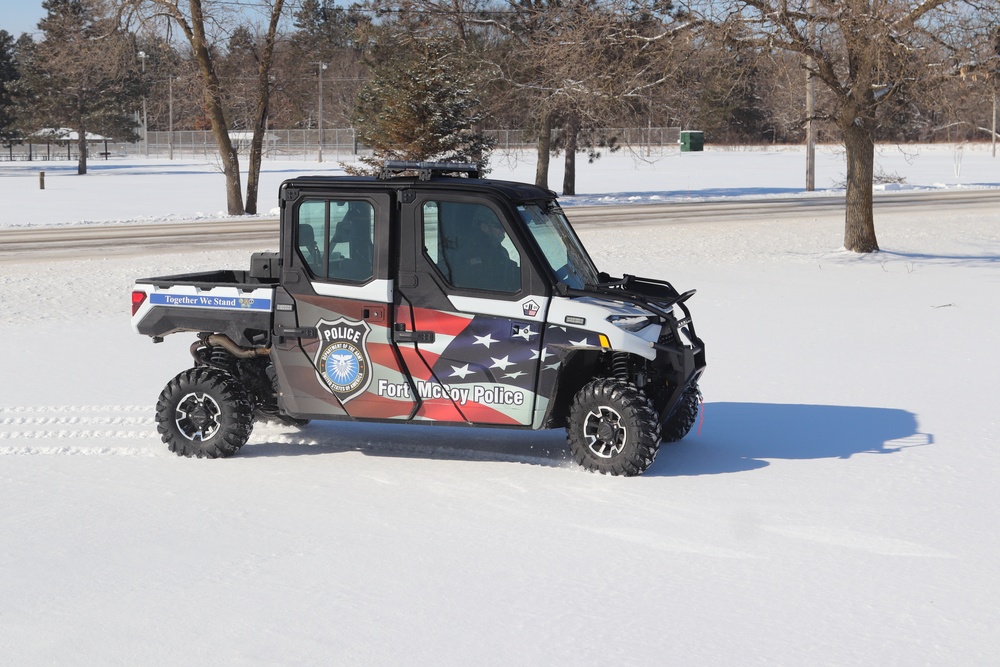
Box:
296 199 375 283
297 201 327 276
422 201 521 293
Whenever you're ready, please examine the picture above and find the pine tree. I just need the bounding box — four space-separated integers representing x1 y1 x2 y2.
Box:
20 0 141 174
348 38 493 175
0 31 20 145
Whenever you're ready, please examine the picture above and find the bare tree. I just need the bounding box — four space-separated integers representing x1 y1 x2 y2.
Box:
704 0 971 253
936 16 1000 146
244 0 285 214
485 0 691 192
285 1 368 130
118 0 286 215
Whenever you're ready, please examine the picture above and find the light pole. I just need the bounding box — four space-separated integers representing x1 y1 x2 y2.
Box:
168 76 174 160
312 62 327 162
138 51 149 157
992 89 997 159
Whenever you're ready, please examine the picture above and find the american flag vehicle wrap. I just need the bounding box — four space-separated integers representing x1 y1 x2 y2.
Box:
294 299 608 427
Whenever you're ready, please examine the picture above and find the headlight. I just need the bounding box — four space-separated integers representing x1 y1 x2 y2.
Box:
607 315 652 332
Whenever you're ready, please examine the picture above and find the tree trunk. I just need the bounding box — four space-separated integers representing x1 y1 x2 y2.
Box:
244 101 266 215
190 0 244 215
535 112 552 189
841 119 879 253
76 128 87 175
210 100 243 216
562 114 579 196
244 0 284 215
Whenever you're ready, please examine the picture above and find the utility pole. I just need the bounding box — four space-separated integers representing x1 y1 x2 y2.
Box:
168 77 174 160
312 62 328 162
138 51 149 158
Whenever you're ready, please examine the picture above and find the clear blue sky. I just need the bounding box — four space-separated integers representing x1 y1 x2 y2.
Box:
1 1 47 38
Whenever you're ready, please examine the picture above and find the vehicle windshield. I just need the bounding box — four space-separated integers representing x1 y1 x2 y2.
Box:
518 202 601 289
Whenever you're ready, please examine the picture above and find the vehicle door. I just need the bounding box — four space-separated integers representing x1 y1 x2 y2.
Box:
391 191 550 426
270 189 418 420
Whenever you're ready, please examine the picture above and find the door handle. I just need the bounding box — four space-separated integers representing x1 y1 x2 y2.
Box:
278 326 318 339
363 307 386 322
393 324 435 343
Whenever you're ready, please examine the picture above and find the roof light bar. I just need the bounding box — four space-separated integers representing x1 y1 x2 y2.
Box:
379 161 481 181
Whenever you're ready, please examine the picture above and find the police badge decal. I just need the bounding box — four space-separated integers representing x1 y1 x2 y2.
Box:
313 317 373 403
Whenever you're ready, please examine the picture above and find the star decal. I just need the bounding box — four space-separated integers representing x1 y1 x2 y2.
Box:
544 362 561 371
504 371 527 379
450 364 475 379
529 347 554 362
473 333 498 349
513 326 537 341
569 337 591 347
490 355 516 371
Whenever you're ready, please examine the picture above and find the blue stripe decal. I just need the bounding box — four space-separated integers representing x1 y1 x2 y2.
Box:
149 293 272 311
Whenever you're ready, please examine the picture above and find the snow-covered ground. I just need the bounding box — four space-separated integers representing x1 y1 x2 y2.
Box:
2 142 999 227
1 145 999 665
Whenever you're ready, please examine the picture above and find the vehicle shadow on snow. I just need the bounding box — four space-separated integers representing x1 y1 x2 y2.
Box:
647 402 932 477
239 402 930 476
878 249 1000 266
240 421 575 469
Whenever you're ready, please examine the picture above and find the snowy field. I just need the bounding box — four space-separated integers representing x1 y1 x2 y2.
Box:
1 145 999 665
2 142 999 227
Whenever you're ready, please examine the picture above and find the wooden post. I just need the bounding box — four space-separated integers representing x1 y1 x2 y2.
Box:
39 171 45 189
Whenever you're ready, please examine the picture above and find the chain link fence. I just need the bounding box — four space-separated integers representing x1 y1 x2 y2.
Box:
1 127 682 162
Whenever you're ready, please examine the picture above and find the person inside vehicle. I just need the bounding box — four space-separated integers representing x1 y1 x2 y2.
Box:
330 203 374 281
298 222 321 269
451 207 519 291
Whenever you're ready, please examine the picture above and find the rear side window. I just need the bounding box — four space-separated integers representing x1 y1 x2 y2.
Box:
297 200 374 283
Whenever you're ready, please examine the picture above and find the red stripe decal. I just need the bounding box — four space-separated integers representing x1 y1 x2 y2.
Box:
411 307 474 337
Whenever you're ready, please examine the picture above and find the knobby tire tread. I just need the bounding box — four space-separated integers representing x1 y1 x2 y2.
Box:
155 366 253 458
661 386 701 443
567 378 661 476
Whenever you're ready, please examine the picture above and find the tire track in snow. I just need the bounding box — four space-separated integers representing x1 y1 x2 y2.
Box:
1 405 150 414
0 405 160 456
0 444 158 456
1 407 572 468
2 416 154 426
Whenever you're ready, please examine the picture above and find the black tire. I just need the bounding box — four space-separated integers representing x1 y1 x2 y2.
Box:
660 385 701 443
155 367 253 458
567 379 661 476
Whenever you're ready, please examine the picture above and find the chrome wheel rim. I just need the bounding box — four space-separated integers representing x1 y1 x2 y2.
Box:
175 392 222 441
583 406 626 458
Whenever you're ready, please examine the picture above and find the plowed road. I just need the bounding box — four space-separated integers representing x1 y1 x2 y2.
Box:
3 189 999 261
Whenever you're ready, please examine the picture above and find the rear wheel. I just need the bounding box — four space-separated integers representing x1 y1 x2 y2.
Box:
155 367 253 458
567 379 661 476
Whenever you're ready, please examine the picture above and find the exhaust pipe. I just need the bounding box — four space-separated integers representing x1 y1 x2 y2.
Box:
192 333 270 360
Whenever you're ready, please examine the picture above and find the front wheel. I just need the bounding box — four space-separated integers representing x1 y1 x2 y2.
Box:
660 385 702 443
567 379 661 476
155 367 253 458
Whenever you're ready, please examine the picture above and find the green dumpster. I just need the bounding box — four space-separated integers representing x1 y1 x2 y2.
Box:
680 130 704 152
